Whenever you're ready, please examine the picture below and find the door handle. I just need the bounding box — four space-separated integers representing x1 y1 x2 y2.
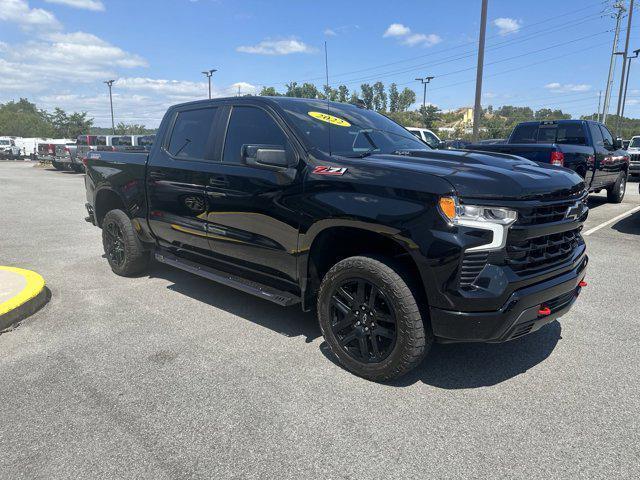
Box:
149 171 167 180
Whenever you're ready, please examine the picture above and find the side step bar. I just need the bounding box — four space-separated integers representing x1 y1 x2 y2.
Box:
154 251 301 307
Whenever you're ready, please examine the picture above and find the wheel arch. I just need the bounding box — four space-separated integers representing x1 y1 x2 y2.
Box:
94 187 127 228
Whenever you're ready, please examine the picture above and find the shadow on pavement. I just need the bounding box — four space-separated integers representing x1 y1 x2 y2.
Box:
147 262 321 343
611 209 640 235
146 262 561 388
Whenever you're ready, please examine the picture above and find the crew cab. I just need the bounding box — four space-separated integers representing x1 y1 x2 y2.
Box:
84 97 588 381
466 120 629 203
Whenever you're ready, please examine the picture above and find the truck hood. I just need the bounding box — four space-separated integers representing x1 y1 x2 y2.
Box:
356 149 584 200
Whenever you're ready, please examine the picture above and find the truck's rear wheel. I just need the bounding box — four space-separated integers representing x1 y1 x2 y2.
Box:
102 209 150 276
317 256 431 382
607 171 627 203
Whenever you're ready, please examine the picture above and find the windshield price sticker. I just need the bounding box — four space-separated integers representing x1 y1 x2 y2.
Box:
308 111 351 127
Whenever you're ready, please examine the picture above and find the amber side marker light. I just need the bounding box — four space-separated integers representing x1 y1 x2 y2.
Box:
438 196 457 222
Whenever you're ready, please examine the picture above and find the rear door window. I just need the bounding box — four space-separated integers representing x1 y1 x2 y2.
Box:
167 107 218 160
510 124 538 143
599 124 615 149
589 123 604 148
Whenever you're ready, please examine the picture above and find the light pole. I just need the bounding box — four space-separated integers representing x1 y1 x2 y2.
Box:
104 79 115 134
202 69 217 99
415 76 435 108
621 48 640 120
472 0 489 141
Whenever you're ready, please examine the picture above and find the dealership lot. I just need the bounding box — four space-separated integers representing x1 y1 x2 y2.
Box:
0 162 639 479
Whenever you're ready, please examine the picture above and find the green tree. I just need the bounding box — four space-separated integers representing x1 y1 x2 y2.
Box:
388 83 400 112
372 82 387 112
397 88 417 112
419 104 441 129
337 85 349 103
349 91 360 104
114 122 150 135
534 108 571 121
323 85 339 101
0 99 55 137
259 86 279 96
360 84 374 109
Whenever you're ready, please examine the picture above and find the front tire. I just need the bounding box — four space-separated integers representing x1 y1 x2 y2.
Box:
317 256 431 382
607 171 627 203
102 209 150 276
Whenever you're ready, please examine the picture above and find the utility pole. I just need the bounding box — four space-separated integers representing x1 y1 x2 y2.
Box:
237 84 241 96
472 0 489 140
621 48 640 119
602 2 626 125
615 0 635 131
597 90 603 121
104 80 115 134
202 69 217 99
415 76 435 108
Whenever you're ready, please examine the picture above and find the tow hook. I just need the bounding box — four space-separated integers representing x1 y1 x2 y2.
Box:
538 306 551 316
579 280 588 287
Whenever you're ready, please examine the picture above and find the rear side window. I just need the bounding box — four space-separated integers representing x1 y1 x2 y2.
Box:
167 108 217 160
599 124 614 148
96 136 107 146
510 124 538 143
423 131 439 148
554 123 587 145
112 136 132 146
589 123 604 147
137 135 155 147
222 106 287 165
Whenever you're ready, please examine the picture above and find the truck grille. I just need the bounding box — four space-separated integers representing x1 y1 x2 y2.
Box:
517 198 586 225
459 252 489 287
506 228 582 276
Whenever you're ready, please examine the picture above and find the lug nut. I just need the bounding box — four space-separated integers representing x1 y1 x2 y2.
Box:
364 327 369 331
356 321 360 326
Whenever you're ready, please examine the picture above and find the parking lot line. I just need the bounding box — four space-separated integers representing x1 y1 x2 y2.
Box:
583 206 640 236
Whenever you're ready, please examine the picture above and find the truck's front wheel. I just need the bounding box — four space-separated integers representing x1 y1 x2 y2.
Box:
317 256 431 382
102 209 150 276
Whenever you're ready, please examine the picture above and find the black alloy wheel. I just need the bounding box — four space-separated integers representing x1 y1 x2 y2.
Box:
329 278 397 363
103 220 126 267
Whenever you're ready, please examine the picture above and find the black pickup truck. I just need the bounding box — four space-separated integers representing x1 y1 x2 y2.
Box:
466 120 629 203
84 97 588 381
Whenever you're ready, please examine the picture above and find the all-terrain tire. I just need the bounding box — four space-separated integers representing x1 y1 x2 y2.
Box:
607 171 627 203
317 255 431 382
101 209 150 276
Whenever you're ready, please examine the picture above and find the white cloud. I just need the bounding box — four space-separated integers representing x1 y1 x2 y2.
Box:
545 83 591 93
237 38 316 55
324 28 337 36
384 23 411 37
44 0 105 11
494 17 522 36
230 82 258 95
383 23 441 47
0 0 61 30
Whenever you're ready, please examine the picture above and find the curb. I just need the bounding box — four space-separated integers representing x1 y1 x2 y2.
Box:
0 266 49 331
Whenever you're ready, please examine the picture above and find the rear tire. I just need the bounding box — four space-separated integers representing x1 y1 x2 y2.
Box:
317 255 431 382
51 161 65 171
102 209 150 276
70 163 84 173
607 171 627 203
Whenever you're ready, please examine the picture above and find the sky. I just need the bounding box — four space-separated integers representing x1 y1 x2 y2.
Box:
0 0 638 128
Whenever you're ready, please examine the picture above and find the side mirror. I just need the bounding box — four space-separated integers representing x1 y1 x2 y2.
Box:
243 144 291 169
437 141 447 149
614 137 623 150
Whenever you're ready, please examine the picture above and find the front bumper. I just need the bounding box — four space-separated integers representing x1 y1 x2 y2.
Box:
430 255 587 343
629 161 640 174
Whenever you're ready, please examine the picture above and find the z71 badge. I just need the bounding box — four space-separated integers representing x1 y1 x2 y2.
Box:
312 166 347 176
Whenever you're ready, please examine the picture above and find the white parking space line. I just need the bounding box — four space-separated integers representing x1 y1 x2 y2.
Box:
583 206 640 236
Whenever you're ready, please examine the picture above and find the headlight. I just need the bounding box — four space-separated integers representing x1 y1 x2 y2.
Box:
438 196 517 252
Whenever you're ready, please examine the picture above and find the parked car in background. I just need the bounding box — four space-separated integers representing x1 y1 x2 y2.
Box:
76 135 110 162
466 120 629 203
83 96 588 381
0 138 21 159
52 143 83 172
474 138 506 145
443 139 471 150
623 139 631 150
626 135 640 178
405 127 444 149
133 134 155 151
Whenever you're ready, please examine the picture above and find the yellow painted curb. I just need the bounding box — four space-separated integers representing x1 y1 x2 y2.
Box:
0 266 48 329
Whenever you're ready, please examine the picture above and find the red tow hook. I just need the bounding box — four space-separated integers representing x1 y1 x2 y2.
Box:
578 280 588 288
538 306 551 316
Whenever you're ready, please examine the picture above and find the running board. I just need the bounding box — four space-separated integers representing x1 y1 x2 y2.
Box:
154 251 300 307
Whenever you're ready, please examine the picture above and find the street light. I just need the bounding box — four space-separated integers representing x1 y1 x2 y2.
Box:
202 69 217 99
620 48 640 120
415 76 435 108
104 80 115 134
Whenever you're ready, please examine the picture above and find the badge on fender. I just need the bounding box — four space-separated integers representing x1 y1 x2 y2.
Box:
313 166 347 176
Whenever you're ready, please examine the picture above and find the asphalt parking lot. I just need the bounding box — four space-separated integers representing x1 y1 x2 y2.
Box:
1 161 639 479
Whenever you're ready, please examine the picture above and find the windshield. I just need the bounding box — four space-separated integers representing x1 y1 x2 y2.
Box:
277 98 429 157
630 137 640 148
0 140 10 145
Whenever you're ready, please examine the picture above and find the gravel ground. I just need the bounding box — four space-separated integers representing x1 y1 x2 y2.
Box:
1 162 639 479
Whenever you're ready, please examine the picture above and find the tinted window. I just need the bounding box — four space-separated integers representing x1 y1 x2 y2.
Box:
589 123 604 147
96 136 107 146
423 131 440 148
554 123 587 145
599 124 614 148
168 108 217 160
277 99 427 157
223 106 287 164
137 135 155 147
510 124 538 143
77 135 95 146
630 137 640 148
111 136 132 146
